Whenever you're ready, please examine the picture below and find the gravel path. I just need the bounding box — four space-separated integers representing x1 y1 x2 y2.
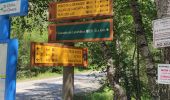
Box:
16 72 105 100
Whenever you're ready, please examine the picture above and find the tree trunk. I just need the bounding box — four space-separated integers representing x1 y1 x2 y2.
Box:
107 59 127 100
155 0 170 99
101 42 127 100
130 0 159 99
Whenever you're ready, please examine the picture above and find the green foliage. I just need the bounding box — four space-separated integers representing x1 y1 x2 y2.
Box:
74 85 113 100
74 84 151 100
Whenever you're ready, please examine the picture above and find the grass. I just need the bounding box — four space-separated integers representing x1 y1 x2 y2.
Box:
74 85 113 100
17 72 61 82
74 85 151 100
74 67 91 73
17 68 91 82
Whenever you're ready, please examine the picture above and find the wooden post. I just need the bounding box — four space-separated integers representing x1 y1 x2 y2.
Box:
61 0 75 99
63 42 74 100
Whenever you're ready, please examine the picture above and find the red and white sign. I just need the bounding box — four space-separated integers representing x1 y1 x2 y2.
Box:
158 64 170 84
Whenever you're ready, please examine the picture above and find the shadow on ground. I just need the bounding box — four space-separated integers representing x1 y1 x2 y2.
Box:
16 83 62 100
16 72 104 100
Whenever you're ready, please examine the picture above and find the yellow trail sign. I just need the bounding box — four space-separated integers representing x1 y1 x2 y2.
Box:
31 42 88 67
49 0 113 21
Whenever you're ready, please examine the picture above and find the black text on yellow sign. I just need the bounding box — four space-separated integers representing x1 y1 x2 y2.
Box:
31 42 88 67
49 0 113 21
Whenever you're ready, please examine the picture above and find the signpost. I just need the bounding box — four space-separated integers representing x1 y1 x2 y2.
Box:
47 0 113 99
153 17 170 48
30 42 88 67
0 0 28 100
0 0 28 16
0 39 18 100
158 64 170 84
48 19 113 42
49 0 113 21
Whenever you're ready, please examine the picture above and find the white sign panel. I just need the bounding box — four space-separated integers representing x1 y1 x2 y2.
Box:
0 0 20 15
153 17 170 48
0 43 7 100
158 64 170 84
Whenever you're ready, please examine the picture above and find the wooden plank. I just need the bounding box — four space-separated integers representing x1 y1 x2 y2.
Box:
48 0 113 21
48 19 113 42
30 42 88 67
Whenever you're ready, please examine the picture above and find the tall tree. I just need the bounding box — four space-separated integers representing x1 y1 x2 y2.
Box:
130 0 159 99
155 0 170 99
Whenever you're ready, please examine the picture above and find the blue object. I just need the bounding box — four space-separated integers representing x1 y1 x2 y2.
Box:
0 0 28 40
0 39 18 100
0 0 28 16
0 16 10 40
0 0 16 3
0 1 28 100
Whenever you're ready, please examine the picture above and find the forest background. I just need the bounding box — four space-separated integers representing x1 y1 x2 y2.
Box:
10 0 166 99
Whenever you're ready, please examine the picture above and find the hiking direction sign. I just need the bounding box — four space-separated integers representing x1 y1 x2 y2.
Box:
49 0 113 21
31 42 88 67
0 0 28 40
48 19 113 42
47 0 113 100
0 0 28 16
